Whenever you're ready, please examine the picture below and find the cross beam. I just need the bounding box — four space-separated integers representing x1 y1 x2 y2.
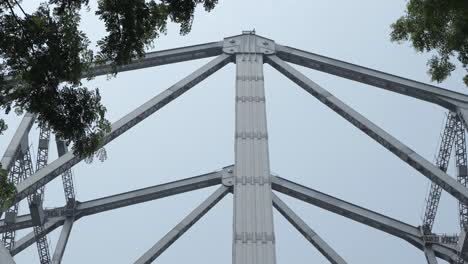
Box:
275 45 468 110
11 218 64 256
0 168 227 232
3 172 460 261
270 176 458 262
266 55 468 205
8 54 231 207
272 193 347 264
134 186 229 264
92 41 223 77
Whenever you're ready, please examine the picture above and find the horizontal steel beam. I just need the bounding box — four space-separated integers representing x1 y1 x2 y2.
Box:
92 41 224 77
1 168 226 231
10 54 232 207
272 193 347 264
134 186 229 264
266 55 468 205
0 213 34 233
276 45 468 110
270 176 458 262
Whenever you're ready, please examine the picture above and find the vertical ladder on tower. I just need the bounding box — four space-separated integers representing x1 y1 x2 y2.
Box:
422 112 458 234
454 115 468 263
1 149 27 250
55 138 76 207
455 115 468 230
27 127 52 264
51 138 76 264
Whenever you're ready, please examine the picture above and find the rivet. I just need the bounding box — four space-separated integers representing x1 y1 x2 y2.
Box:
230 39 236 44
263 41 268 46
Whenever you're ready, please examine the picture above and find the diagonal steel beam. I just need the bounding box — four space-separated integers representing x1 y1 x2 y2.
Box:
0 168 227 232
0 113 35 173
10 217 65 256
51 217 74 264
271 176 421 241
134 186 229 264
92 42 223 77
270 176 458 263
10 54 232 207
275 45 468 110
266 55 468 205
0 244 15 264
272 193 347 264
424 247 439 264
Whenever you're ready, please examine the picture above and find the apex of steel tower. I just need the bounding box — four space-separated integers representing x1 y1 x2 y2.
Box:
223 30 276 55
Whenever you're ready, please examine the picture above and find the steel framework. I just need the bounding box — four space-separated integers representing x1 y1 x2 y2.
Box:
1 31 468 263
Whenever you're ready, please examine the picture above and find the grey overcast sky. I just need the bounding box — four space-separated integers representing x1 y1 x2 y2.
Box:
2 1 468 263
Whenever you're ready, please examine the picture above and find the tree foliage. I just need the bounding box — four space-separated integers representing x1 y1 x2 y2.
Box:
0 165 15 210
390 0 468 86
0 0 217 207
0 0 218 157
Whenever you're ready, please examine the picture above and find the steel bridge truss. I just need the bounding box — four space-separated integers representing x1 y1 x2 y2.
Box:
2 32 468 263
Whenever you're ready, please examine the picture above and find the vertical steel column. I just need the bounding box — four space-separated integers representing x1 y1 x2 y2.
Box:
233 33 276 264
454 115 468 230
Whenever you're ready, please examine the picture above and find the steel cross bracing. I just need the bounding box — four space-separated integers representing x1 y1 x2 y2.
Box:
422 112 457 234
3 32 468 263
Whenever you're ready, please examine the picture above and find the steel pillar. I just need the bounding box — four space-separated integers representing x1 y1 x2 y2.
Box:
232 33 276 264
